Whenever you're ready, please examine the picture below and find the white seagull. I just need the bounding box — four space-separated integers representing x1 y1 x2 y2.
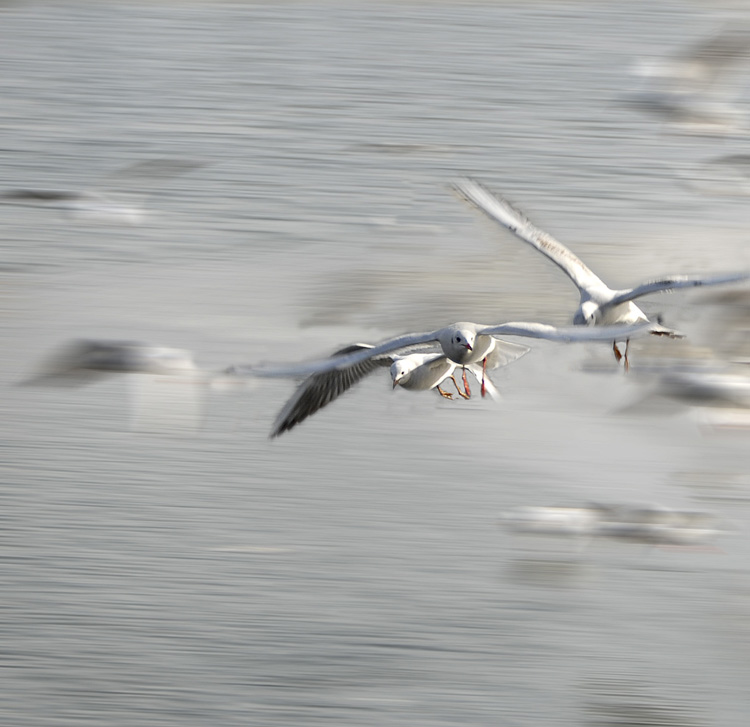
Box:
257 339 529 437
230 319 653 436
627 25 750 132
502 503 722 548
20 339 215 432
20 339 200 386
2 159 206 225
389 348 519 401
453 178 748 368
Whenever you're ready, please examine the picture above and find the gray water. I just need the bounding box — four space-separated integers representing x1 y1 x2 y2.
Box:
2 1 750 725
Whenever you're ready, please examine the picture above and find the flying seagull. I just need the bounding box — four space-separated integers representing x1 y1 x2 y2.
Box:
503 503 722 548
453 178 747 368
2 159 206 225
230 319 653 436
254 338 529 437
20 339 217 432
627 25 750 132
20 339 200 386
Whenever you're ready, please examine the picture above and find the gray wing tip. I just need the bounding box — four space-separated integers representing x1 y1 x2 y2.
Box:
450 176 495 204
268 354 387 437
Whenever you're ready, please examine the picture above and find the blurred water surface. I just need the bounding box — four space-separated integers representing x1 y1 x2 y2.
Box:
2 1 750 725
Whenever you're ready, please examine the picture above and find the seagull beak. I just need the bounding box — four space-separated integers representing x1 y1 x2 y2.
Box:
392 379 399 389
464 343 473 351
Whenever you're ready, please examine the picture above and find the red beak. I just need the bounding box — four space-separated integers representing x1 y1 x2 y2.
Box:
464 343 473 351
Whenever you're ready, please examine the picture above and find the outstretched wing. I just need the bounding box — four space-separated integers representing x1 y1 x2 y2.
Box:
453 178 608 296
477 321 653 342
606 271 749 307
270 344 392 437
247 329 442 378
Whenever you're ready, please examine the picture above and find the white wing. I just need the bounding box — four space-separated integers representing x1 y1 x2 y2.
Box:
453 178 609 296
607 271 749 307
396 355 457 391
486 340 530 369
247 330 442 378
477 321 653 341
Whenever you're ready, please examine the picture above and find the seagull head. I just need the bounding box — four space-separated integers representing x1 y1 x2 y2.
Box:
439 323 477 364
390 361 409 388
574 301 601 326
390 357 420 388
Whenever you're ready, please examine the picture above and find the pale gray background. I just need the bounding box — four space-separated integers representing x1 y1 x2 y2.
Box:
2 2 750 725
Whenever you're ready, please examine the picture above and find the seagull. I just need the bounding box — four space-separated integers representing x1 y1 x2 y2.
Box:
680 154 750 197
621 360 750 416
20 339 217 432
389 350 512 401
593 504 723 548
627 25 750 132
2 159 206 225
453 178 748 369
502 503 723 548
502 505 603 538
230 319 653 436
20 339 200 386
258 338 529 437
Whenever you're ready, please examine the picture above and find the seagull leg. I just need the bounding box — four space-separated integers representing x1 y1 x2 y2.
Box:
436 385 454 400
481 357 487 398
462 367 472 398
450 375 471 400
613 340 630 372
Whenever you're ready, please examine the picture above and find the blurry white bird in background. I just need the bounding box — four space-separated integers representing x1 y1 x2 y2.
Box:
502 503 724 548
615 356 750 432
627 25 750 133
1 158 207 225
20 339 200 386
20 339 226 433
679 154 750 197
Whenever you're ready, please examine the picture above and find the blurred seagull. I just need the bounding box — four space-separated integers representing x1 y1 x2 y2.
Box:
20 339 200 386
230 319 653 436
502 505 603 539
628 25 750 132
620 360 750 418
593 504 723 548
2 158 206 225
21 339 217 432
502 503 723 548
657 367 750 408
453 178 748 368
680 154 750 197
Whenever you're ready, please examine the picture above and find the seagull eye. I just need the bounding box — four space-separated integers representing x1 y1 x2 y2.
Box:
456 336 462 342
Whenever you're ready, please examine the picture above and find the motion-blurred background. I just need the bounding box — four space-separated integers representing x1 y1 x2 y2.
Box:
2 2 750 725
